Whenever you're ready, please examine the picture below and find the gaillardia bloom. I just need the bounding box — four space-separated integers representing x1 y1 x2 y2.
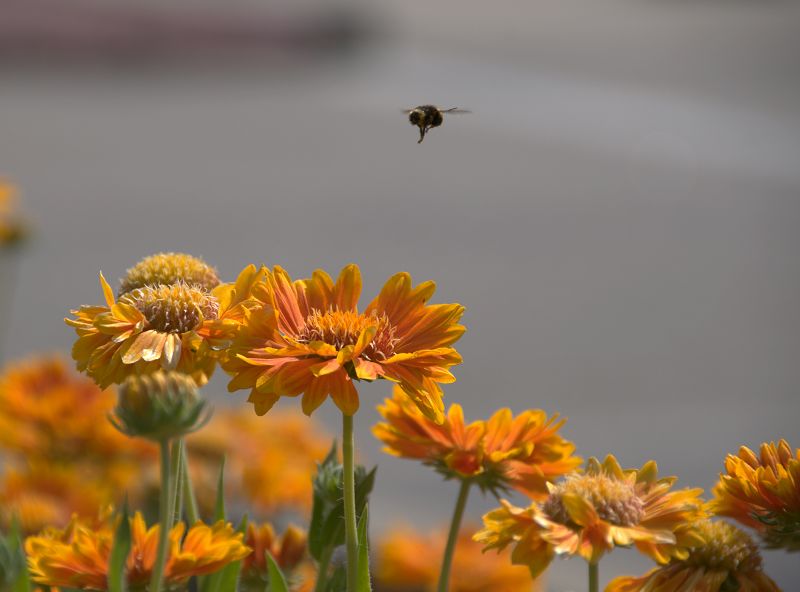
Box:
26 512 250 590
607 520 780 592
475 456 705 578
66 262 263 388
374 527 536 592
118 252 220 296
224 264 465 419
710 439 800 550
374 386 580 497
241 522 307 587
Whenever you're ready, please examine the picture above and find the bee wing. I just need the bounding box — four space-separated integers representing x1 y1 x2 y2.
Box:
440 108 471 114
401 108 416 114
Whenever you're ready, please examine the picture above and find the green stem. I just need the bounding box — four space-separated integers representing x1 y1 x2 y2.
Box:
313 544 335 592
150 439 174 592
342 413 358 592
436 479 471 592
588 561 599 592
170 439 184 526
180 442 200 524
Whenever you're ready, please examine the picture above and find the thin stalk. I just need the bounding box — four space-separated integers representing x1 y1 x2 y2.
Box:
342 413 358 592
180 442 200 524
312 544 335 592
170 439 184 525
588 561 599 592
436 479 471 592
149 439 174 592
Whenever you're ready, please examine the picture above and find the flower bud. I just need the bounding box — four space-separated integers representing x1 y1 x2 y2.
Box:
111 371 210 441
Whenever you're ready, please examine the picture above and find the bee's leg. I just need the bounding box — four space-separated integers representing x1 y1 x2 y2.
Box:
418 126 426 143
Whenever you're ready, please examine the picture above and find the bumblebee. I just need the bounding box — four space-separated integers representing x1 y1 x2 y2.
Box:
404 105 471 143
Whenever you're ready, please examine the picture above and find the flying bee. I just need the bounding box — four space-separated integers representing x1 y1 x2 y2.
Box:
404 105 471 143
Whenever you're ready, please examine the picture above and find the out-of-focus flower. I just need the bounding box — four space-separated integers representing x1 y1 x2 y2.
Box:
66 262 263 388
710 439 800 550
374 527 536 592
374 386 580 498
0 179 26 246
0 464 113 534
242 522 307 585
607 520 780 592
0 356 150 463
118 252 220 296
25 512 251 590
224 264 465 420
475 456 705 578
112 370 210 441
185 407 331 515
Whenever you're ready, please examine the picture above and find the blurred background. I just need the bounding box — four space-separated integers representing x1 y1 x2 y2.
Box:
2 0 799 588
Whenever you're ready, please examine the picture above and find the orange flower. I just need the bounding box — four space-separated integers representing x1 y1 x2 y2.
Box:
475 456 705 578
185 407 331 515
224 264 465 420
710 439 800 550
242 522 307 580
374 386 580 497
607 520 780 592
26 512 250 590
0 178 26 245
66 263 263 388
374 527 537 592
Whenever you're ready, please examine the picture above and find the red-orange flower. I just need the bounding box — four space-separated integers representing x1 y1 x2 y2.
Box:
224 264 465 420
374 386 580 497
242 522 307 580
710 439 800 550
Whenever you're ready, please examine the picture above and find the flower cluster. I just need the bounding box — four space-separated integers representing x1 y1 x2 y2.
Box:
475 456 705 578
374 386 580 497
710 439 800 550
26 511 250 590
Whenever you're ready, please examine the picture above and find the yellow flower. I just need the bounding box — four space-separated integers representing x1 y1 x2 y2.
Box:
185 407 331 515
0 178 26 246
710 439 800 550
374 386 580 498
26 512 251 590
242 522 307 581
374 527 537 592
118 252 220 295
607 520 780 592
66 263 263 388
475 456 705 578
224 264 465 420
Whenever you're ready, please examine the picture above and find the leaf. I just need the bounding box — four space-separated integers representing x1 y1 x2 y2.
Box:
214 456 227 522
266 553 290 592
108 502 132 592
8 519 31 592
356 506 371 592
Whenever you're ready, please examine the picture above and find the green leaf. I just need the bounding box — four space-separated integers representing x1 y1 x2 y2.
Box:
108 502 132 592
7 519 31 592
214 456 227 522
356 506 371 592
266 553 290 592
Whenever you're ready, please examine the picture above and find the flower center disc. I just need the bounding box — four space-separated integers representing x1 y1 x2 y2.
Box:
297 309 397 361
687 521 761 572
544 474 645 527
122 284 219 334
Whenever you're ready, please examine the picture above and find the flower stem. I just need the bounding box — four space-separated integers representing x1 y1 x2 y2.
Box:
342 413 359 592
588 561 599 592
180 442 200 524
170 439 184 525
436 479 471 592
150 439 174 592
313 544 335 592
